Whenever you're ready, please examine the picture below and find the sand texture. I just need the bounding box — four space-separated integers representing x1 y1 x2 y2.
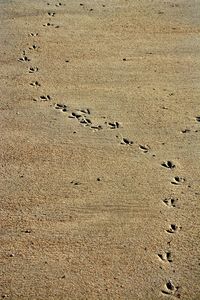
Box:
0 0 200 299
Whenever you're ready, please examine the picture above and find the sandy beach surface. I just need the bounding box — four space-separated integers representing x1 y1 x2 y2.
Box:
0 0 200 299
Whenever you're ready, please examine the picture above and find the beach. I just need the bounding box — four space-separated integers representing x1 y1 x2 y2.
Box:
0 0 200 299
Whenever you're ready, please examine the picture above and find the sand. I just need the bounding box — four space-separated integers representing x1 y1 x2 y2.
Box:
0 0 200 299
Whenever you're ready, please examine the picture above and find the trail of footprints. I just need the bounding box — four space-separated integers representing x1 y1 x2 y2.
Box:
159 159 183 297
16 1 197 297
54 103 124 132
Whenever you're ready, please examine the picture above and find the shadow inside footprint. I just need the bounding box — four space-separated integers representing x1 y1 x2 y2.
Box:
55 2 64 6
90 125 103 131
196 116 200 122
162 280 179 296
163 197 178 208
171 176 185 185
29 67 39 73
181 128 191 133
18 56 30 62
106 122 121 129
30 81 41 87
161 161 175 169
40 95 51 101
48 12 56 16
30 32 38 36
54 103 68 112
29 44 39 50
139 144 150 153
166 224 181 234
158 251 172 262
121 138 133 145
43 23 59 28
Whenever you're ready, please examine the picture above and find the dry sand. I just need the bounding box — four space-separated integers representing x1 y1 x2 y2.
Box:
0 0 200 299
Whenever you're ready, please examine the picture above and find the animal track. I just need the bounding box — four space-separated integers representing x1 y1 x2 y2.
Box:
30 81 41 87
34 95 51 101
171 176 185 185
166 224 181 234
106 121 121 129
29 44 39 50
53 104 131 137
55 2 64 6
18 56 30 62
163 197 178 208
39 95 51 101
161 161 175 169
70 180 81 186
195 116 200 122
90 124 103 131
158 251 173 262
79 108 90 114
181 128 191 133
54 105 108 131
29 32 38 36
29 67 39 73
139 144 150 153
43 23 52 26
48 12 56 16
162 280 180 296
121 138 133 145
54 103 68 112
69 109 101 129
43 23 59 28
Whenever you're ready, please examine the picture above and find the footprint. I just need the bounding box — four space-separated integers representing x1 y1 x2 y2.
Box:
181 128 191 133
195 116 200 122
43 23 52 26
39 95 51 101
79 108 90 114
171 176 185 185
161 161 175 169
162 280 179 296
163 197 178 208
43 23 59 28
79 117 92 126
29 44 39 50
43 22 54 27
29 67 39 73
139 144 150 153
70 111 84 119
29 32 38 36
54 103 68 111
70 180 81 186
30 81 41 87
106 122 121 129
120 138 133 145
90 125 103 131
166 224 181 234
158 251 173 262
69 109 90 119
48 12 56 16
55 2 63 6
18 56 30 62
